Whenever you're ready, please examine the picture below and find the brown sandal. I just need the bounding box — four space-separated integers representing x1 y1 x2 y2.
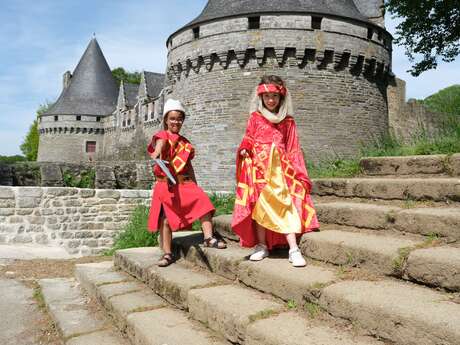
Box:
158 253 174 267
203 236 227 249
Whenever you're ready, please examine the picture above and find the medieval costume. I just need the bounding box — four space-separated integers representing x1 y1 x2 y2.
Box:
232 83 319 250
147 130 215 232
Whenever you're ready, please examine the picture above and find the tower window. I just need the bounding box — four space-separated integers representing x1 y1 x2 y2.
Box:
96 116 101 122
248 16 260 29
122 120 126 127
76 115 81 121
312 16 322 30
127 119 131 126
193 27 200 39
86 141 96 153
54 115 58 121
367 28 374 40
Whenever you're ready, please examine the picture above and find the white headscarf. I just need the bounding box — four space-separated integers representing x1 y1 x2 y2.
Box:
249 86 293 124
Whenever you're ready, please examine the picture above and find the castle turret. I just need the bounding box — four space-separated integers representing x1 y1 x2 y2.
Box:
38 38 118 163
166 0 393 191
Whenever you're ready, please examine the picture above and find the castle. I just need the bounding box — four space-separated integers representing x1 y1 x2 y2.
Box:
39 0 414 191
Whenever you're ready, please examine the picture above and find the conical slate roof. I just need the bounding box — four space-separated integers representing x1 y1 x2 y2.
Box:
45 39 118 116
182 0 367 31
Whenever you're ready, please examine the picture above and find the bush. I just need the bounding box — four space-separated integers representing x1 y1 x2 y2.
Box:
0 155 26 164
62 169 95 188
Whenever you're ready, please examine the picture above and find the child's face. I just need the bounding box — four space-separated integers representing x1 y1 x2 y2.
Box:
262 92 281 113
165 111 184 133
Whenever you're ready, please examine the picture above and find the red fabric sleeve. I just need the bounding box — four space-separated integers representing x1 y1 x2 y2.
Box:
147 131 168 154
284 118 312 193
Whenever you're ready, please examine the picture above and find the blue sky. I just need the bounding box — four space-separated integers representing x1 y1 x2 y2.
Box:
1 0 459 156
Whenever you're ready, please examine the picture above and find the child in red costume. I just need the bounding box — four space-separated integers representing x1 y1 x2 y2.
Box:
232 76 319 267
148 99 226 267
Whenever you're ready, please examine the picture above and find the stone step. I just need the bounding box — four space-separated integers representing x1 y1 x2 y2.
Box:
39 277 128 345
315 202 460 241
173 233 337 305
300 229 460 291
311 177 460 201
75 261 231 345
319 280 460 345
359 154 460 177
113 248 384 345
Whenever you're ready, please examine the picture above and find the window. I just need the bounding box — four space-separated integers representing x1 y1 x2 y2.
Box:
54 115 58 121
193 27 200 39
312 16 322 30
86 141 96 153
76 115 81 121
367 28 373 40
96 116 101 122
248 16 260 29
127 119 131 126
144 114 148 121
122 120 126 127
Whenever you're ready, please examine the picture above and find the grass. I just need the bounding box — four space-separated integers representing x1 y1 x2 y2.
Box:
105 204 158 255
248 309 279 322
33 286 46 310
392 246 412 273
307 113 459 179
107 193 235 253
286 299 297 309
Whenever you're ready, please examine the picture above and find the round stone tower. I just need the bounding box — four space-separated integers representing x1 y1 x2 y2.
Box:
38 38 118 163
165 0 392 191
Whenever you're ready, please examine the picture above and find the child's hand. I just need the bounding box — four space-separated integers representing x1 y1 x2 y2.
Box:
240 149 249 158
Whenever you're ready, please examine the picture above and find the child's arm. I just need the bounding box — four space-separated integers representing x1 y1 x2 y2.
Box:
149 139 166 160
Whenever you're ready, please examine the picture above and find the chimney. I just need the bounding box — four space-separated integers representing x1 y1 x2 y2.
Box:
353 0 385 27
63 71 72 89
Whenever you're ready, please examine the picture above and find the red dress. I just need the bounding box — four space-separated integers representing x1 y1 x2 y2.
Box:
232 112 319 249
147 130 215 232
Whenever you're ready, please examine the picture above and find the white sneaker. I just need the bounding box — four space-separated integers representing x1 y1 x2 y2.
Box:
249 244 269 261
289 248 306 267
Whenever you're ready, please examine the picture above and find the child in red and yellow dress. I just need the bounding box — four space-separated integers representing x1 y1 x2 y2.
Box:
232 76 319 267
148 99 226 267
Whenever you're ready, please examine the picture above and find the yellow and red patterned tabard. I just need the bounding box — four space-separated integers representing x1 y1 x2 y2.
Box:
148 131 194 177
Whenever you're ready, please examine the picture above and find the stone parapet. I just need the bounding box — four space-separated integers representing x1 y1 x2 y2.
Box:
0 186 151 255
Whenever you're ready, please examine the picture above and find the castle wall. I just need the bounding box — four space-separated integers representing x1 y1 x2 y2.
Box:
0 186 150 256
38 115 105 162
388 78 446 142
166 14 392 191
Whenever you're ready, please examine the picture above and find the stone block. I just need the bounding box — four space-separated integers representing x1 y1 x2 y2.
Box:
406 247 460 292
319 280 460 345
66 330 127 345
16 197 40 208
16 208 34 215
360 155 446 176
188 285 284 343
0 187 14 199
0 208 15 216
95 165 116 189
96 190 121 199
79 189 96 198
451 153 460 176
40 164 63 186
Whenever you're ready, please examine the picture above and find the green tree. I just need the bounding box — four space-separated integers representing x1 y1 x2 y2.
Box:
20 102 53 161
423 85 460 117
385 1 460 76
112 67 141 86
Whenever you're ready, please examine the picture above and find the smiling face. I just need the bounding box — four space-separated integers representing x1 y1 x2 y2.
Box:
165 110 184 134
262 92 281 113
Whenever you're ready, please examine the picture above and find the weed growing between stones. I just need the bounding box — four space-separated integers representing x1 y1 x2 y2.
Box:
392 246 412 274
287 299 297 309
248 308 279 322
304 302 321 318
62 168 95 188
33 285 46 310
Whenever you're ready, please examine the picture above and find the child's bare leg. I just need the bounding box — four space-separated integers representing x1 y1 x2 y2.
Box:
159 217 172 254
201 212 226 248
255 223 267 246
285 233 298 250
285 232 306 267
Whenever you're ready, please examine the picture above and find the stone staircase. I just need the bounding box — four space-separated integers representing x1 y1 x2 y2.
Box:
41 154 460 344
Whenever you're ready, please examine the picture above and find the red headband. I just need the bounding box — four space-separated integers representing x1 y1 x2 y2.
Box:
257 84 287 97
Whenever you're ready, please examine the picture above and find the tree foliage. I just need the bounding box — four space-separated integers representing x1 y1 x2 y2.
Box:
422 84 460 117
20 102 53 161
0 155 26 164
385 0 460 76
112 67 141 86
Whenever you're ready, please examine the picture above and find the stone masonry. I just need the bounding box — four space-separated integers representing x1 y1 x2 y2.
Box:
0 186 151 256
